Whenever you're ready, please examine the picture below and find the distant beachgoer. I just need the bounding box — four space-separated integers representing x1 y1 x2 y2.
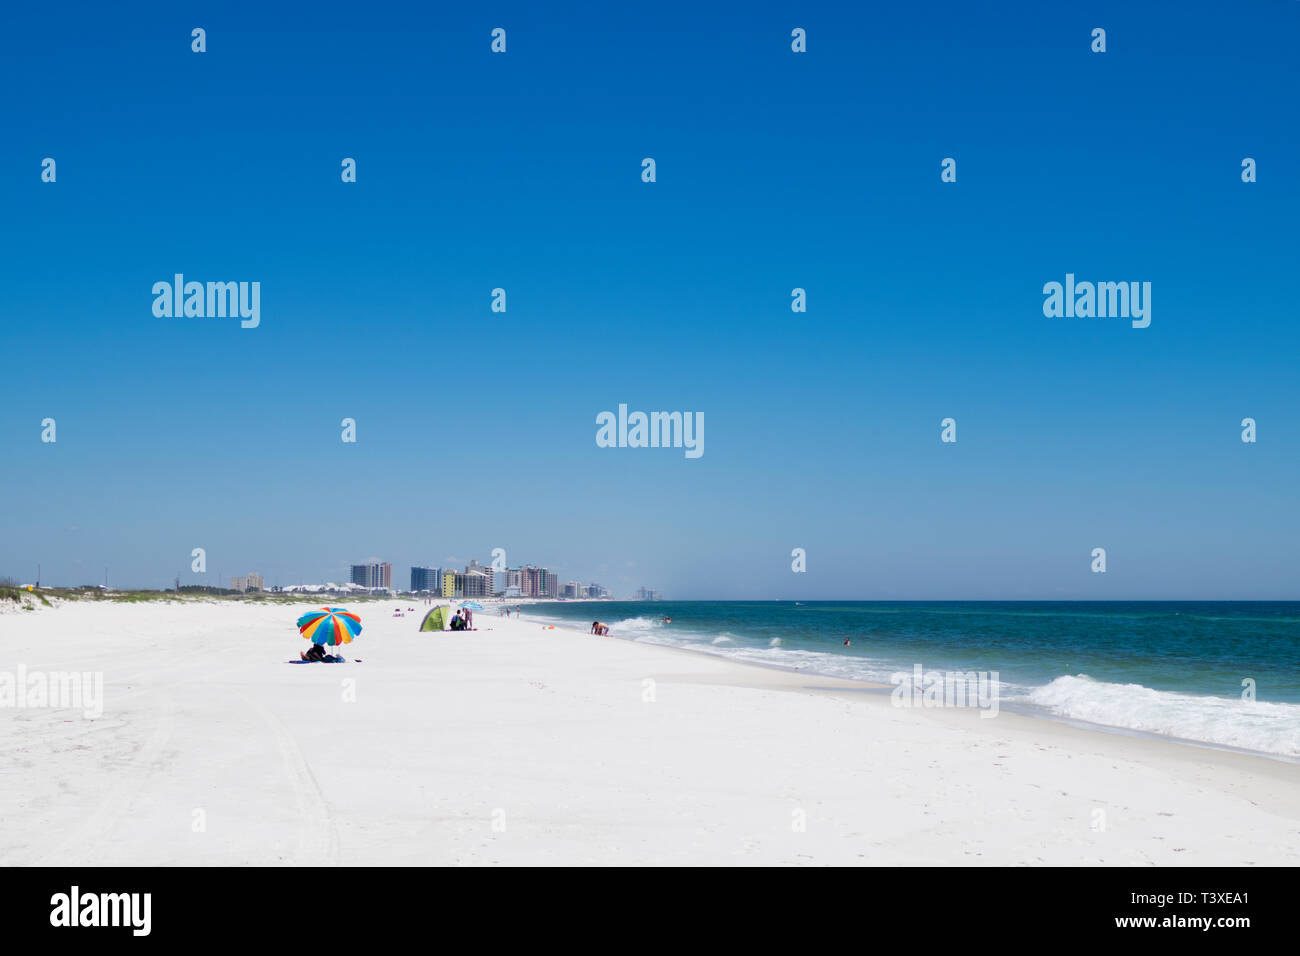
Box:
843 639 851 646
590 621 600 634
465 609 474 629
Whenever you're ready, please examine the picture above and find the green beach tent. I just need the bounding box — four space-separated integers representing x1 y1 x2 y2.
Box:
419 605 454 631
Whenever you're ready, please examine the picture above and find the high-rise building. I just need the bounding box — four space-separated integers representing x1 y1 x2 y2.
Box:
464 560 501 595
441 570 457 599
411 566 441 592
463 569 491 598
230 572 264 593
562 581 583 598
519 566 541 597
517 566 559 598
351 562 392 589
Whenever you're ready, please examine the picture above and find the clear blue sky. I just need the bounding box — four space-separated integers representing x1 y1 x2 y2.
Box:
2 1 1297 598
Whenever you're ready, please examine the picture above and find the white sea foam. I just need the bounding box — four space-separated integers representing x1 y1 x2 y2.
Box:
590 613 907 684
537 612 1300 759
1026 675 1300 757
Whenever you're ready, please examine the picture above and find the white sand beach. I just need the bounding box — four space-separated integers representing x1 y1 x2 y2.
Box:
2 598 1297 866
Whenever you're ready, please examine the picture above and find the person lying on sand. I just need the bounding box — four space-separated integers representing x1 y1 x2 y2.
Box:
300 644 343 663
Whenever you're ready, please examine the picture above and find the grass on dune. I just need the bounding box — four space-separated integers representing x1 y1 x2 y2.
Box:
0 580 403 610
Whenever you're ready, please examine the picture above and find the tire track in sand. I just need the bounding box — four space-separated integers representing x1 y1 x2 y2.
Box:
33 692 175 866
247 697 340 865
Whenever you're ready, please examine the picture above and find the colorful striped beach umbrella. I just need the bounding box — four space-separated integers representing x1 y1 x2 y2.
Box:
296 607 362 647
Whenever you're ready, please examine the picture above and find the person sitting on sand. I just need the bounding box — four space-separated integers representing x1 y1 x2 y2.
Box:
300 644 343 663
450 612 464 631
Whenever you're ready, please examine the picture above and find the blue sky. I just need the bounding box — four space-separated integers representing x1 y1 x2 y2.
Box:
1 1 1297 598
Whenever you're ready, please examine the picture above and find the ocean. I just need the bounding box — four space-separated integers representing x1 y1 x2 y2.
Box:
525 601 1300 759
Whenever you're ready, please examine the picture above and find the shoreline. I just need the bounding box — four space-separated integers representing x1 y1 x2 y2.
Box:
523 614 1300 822
524 609 1300 768
11 595 1296 764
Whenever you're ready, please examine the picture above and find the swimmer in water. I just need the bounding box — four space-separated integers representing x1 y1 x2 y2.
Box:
843 639 851 646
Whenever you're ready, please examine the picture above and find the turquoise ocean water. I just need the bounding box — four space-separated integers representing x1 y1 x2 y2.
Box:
526 601 1300 758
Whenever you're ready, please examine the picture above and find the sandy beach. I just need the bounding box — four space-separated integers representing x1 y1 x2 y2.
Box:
2 598 1297 866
